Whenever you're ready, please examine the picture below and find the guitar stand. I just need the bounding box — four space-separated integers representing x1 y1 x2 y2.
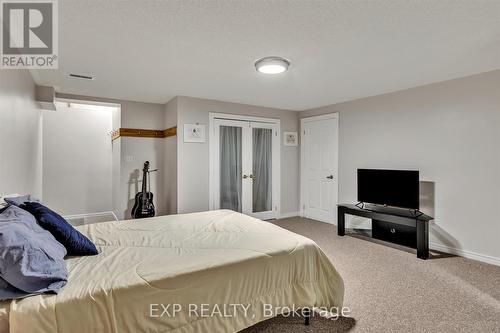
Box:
147 169 158 197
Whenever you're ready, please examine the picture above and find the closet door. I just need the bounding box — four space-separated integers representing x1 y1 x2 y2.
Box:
211 118 280 219
213 119 249 213
248 122 279 220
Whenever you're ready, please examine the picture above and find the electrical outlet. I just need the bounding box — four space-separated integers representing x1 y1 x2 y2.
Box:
125 155 135 162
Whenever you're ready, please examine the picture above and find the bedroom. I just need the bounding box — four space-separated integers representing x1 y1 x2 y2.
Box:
1 1 499 332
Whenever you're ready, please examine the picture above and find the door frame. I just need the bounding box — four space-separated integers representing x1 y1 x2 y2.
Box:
209 112 281 219
300 113 339 224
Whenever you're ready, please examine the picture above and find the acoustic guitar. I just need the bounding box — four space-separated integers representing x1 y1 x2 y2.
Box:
131 161 155 219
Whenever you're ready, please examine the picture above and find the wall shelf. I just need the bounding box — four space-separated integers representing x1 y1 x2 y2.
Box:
111 126 177 141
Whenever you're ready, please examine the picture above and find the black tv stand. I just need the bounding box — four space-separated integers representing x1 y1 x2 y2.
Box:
338 204 433 259
355 202 423 217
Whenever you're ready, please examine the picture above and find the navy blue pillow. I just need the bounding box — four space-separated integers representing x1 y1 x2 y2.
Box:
20 202 98 256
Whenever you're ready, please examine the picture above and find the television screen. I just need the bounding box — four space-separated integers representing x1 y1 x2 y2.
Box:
357 169 419 209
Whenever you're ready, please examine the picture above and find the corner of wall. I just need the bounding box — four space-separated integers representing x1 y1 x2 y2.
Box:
163 96 179 214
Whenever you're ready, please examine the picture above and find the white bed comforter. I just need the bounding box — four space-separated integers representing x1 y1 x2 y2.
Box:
6 210 344 333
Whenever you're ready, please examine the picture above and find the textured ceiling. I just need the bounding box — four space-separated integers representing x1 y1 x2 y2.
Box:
31 0 500 110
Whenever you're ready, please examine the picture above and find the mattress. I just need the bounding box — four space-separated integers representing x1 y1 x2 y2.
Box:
0 301 9 332
7 210 344 333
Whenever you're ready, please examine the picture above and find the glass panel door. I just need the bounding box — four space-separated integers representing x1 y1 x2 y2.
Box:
252 127 273 213
211 117 279 219
219 125 242 212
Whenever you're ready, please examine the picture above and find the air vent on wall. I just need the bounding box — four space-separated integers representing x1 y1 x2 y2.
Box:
68 73 94 80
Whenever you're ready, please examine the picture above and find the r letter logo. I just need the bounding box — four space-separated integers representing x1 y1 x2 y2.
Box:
1 0 58 68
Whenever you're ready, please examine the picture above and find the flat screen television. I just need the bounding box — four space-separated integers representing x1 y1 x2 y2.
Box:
357 169 419 209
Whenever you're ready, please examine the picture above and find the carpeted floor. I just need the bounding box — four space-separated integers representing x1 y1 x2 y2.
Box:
241 217 500 332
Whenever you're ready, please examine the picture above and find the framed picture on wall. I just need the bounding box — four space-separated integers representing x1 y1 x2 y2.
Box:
283 131 298 146
184 124 206 143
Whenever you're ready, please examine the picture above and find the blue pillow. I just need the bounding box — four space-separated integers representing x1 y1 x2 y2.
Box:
0 277 39 301
3 194 39 206
0 206 67 300
20 202 98 256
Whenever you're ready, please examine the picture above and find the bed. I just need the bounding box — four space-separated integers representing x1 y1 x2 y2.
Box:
1 210 344 333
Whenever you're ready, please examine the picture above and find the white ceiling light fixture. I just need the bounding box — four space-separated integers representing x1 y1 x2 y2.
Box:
255 56 290 74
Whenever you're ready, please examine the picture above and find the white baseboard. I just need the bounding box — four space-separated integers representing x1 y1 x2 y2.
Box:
299 215 336 225
311 217 336 225
430 242 500 267
278 211 300 219
64 211 118 222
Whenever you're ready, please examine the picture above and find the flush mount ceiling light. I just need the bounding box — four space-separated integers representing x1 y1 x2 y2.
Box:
254 56 290 74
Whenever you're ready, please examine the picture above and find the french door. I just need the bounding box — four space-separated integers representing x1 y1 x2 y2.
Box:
210 116 280 220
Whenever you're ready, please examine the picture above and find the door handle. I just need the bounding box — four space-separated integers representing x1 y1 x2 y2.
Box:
243 175 248 179
326 175 334 179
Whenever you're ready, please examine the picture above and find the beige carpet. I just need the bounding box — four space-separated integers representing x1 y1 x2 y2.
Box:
241 217 500 332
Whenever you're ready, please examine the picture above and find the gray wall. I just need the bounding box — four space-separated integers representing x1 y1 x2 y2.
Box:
42 106 113 215
111 106 121 219
56 93 167 220
176 96 300 215
300 70 500 261
51 94 300 217
119 101 166 219
0 70 42 198
164 97 178 214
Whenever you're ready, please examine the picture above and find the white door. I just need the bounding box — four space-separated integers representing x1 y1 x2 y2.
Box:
210 117 280 220
301 114 339 223
249 122 280 219
212 119 248 214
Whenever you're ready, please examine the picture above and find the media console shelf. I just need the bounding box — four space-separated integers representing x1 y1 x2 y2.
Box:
338 204 433 259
